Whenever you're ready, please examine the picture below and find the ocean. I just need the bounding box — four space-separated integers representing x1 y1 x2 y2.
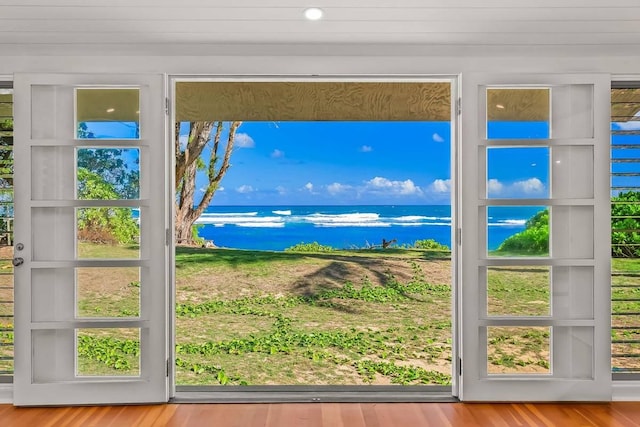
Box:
193 205 543 252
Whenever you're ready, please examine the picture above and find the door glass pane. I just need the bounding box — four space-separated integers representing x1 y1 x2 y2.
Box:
75 88 140 140
76 267 140 318
77 207 140 259
488 206 549 257
487 147 549 199
486 88 550 140
77 148 140 200
76 328 140 376
487 326 551 375
487 266 550 316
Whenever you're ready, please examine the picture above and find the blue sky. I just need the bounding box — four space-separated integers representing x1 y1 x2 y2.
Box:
181 121 453 206
82 119 559 206
182 121 553 206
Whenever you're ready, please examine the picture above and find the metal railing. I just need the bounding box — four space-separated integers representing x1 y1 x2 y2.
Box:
611 85 640 379
0 83 13 382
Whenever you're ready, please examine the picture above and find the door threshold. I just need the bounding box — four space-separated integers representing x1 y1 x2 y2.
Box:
173 385 456 403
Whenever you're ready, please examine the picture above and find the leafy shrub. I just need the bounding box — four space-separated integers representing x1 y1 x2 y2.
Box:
413 239 450 251
495 191 640 257
284 241 335 253
612 191 640 257
76 168 139 244
0 119 12 131
496 209 549 255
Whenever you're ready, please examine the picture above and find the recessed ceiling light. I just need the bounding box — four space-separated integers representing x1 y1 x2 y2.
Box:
106 108 115 113
304 7 324 21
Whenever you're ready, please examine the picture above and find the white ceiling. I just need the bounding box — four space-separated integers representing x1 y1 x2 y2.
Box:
1 0 639 56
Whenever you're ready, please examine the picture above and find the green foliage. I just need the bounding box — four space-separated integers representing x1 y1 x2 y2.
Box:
174 358 246 385
191 224 205 246
0 118 12 131
77 122 95 139
355 360 451 385
488 328 550 371
496 209 549 255
77 146 139 199
284 241 336 253
76 168 139 244
77 335 139 371
0 118 14 193
412 239 450 251
173 271 449 320
612 191 640 257
494 191 640 258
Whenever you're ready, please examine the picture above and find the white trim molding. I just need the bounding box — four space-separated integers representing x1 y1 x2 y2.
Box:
0 382 637 404
612 381 640 402
0 384 12 404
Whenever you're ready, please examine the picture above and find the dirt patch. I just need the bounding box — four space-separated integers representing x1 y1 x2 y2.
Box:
176 252 451 302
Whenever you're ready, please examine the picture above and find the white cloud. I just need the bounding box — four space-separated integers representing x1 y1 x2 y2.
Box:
512 177 545 194
365 177 423 196
432 133 445 143
486 177 545 197
271 149 284 158
367 177 393 189
276 185 286 195
304 182 314 192
235 133 255 148
327 182 351 195
487 179 504 195
236 185 254 194
218 186 225 192
430 179 451 193
360 145 373 153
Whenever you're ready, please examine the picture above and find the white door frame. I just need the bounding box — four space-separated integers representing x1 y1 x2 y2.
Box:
168 74 461 400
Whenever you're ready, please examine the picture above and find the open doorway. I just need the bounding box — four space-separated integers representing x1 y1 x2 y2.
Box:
172 79 457 392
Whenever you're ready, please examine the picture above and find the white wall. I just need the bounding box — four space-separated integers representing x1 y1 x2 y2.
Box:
0 52 640 77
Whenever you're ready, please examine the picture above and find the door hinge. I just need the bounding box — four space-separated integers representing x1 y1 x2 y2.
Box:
456 97 461 116
166 359 170 377
459 357 462 376
165 228 171 246
165 97 170 115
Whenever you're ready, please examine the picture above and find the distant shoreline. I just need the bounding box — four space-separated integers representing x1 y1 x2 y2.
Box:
191 204 539 252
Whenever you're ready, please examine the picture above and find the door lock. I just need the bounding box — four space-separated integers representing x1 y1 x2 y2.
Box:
12 257 24 267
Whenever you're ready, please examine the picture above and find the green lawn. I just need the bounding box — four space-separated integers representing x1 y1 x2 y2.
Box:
7 243 635 383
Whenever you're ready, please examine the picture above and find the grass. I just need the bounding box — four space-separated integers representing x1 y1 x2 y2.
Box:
171 251 454 386
10 242 639 382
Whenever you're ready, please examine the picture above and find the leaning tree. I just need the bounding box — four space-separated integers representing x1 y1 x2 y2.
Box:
174 120 241 244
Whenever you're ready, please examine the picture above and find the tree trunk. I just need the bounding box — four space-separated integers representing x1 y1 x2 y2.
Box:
174 120 241 245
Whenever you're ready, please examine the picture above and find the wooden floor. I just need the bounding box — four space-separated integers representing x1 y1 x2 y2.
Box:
1 402 640 426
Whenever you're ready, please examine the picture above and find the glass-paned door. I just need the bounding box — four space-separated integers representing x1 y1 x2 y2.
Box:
460 74 611 401
12 74 168 405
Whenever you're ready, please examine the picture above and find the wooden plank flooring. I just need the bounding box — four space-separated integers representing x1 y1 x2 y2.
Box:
1 402 640 427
